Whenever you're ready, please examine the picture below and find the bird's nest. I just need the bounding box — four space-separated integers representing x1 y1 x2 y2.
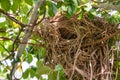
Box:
40 13 119 80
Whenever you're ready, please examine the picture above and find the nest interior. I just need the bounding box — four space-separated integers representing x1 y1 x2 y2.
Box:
40 13 119 80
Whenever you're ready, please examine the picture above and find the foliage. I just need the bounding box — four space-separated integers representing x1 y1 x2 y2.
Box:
0 0 120 80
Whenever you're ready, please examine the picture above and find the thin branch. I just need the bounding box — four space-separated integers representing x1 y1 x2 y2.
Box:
27 7 33 17
82 29 120 47
0 8 27 27
0 37 42 46
2 53 14 61
36 1 46 25
0 42 10 54
17 0 45 58
0 37 12 41
11 28 23 55
74 66 90 79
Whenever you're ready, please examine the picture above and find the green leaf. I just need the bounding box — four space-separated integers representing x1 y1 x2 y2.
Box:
48 72 57 80
82 0 88 3
59 70 65 78
11 0 21 13
25 0 33 6
119 62 120 68
27 54 33 63
36 66 51 78
57 1 63 8
36 60 44 67
39 5 45 15
47 1 57 17
62 0 69 5
55 64 63 71
72 0 78 6
36 61 51 78
0 22 6 28
0 43 5 52
1 0 11 11
7 74 11 80
67 5 72 15
6 41 12 52
88 12 94 19
22 16 29 24
117 73 120 80
20 3 30 15
3 68 8 73
31 66 37 71
29 69 36 78
26 46 33 53
23 69 29 79
67 4 77 17
52 3 57 14
89 8 96 16
78 11 84 19
38 47 46 59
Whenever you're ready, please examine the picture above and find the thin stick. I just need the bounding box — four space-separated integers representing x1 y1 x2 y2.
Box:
0 8 26 27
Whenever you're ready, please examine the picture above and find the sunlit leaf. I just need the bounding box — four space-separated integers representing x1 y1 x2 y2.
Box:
119 62 120 69
0 0 11 11
0 44 5 52
78 11 84 19
22 16 29 24
81 0 88 3
25 0 33 6
20 3 30 15
3 68 8 73
11 0 21 13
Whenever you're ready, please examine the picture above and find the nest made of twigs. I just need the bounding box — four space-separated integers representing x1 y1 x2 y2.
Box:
40 13 118 80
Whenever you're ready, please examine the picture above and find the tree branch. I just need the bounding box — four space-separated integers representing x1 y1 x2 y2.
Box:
17 0 45 58
36 2 46 25
10 0 45 79
0 42 10 54
0 8 27 27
